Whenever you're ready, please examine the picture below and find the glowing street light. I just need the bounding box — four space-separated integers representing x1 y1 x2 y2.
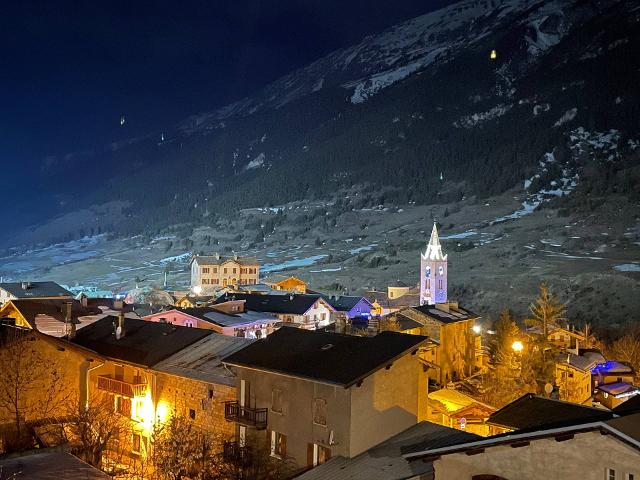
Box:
192 285 203 295
490 49 497 60
472 325 482 334
512 340 524 352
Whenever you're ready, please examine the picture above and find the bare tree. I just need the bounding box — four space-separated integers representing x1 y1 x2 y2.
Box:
64 393 134 471
0 328 67 451
607 335 640 383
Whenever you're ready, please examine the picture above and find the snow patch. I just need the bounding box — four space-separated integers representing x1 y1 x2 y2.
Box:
554 108 577 127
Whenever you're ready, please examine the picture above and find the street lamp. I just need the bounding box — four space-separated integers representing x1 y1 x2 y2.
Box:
472 325 482 334
512 340 524 352
192 285 203 295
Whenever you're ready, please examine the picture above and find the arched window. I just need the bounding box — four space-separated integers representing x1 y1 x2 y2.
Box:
425 266 431 277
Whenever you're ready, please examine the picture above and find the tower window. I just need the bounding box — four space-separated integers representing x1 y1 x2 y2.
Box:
425 266 431 277
438 266 444 276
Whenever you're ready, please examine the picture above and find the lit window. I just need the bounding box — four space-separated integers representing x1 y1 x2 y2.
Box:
270 431 286 458
438 266 444 276
132 433 141 453
425 266 431 277
189 409 196 420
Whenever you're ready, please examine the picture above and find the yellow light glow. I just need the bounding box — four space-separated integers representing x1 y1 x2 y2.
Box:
472 325 481 334
192 285 203 295
140 392 155 434
512 340 524 352
490 49 497 60
156 401 170 425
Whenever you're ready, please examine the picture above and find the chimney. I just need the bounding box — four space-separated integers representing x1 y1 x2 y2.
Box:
289 294 294 301
64 301 76 339
233 253 238 260
115 311 126 340
21 281 31 290
80 295 88 307
215 252 220 260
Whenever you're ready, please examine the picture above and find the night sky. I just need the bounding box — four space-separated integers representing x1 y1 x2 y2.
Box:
1 1 455 189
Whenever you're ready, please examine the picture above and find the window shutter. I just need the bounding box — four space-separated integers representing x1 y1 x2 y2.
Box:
307 443 314 467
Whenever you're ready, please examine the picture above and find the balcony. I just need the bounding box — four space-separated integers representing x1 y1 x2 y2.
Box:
224 401 268 429
97 375 147 398
223 441 252 466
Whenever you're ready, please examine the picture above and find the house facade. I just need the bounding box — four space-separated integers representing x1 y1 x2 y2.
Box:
190 254 260 291
222 328 429 471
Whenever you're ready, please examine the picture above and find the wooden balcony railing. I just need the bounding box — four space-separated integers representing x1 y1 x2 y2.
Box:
224 401 268 429
97 375 147 398
223 441 252 466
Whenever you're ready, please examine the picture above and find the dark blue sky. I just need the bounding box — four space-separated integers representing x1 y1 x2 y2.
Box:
0 0 455 178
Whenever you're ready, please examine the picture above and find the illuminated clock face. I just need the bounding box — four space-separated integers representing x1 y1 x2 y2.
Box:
425 266 431 277
438 266 444 276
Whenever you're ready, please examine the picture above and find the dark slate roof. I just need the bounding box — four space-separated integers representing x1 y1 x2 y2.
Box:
488 393 614 431
71 316 213 367
216 293 328 315
0 452 110 479
319 295 372 312
223 328 428 387
3 299 102 328
297 422 478 480
395 313 424 331
411 303 479 324
172 307 277 328
613 394 640 416
0 281 72 299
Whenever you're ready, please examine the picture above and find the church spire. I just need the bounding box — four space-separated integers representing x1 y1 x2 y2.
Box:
423 222 447 261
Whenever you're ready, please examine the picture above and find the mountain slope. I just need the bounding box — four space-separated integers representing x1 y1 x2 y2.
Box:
9 0 640 248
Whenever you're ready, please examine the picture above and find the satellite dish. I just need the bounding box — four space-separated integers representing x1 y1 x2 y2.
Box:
544 383 553 395
115 325 122 340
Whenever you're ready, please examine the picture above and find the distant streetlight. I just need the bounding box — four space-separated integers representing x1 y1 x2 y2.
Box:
512 340 524 352
490 49 497 60
472 325 482 334
192 285 203 295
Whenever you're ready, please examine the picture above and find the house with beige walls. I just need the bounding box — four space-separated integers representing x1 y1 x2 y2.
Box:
404 413 640 480
190 254 259 291
222 328 430 472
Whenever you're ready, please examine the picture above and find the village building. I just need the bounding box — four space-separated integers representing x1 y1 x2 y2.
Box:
0 281 73 305
388 302 480 385
427 388 496 437
70 316 249 460
222 328 430 472
297 421 479 480
268 276 308 294
486 393 614 434
595 382 640 410
175 294 215 308
216 292 335 330
0 298 141 337
420 223 448 306
319 295 375 332
404 413 640 480
555 351 604 405
190 254 259 291
144 303 279 339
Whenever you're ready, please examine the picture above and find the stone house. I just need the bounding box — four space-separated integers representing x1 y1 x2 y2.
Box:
70 316 249 459
222 328 430 472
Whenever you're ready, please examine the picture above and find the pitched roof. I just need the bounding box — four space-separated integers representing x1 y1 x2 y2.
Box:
0 452 110 480
404 413 640 461
172 306 278 328
71 316 213 367
613 393 640 416
217 293 331 315
409 303 479 324
297 422 479 480
0 281 72 299
428 388 495 414
223 328 428 387
597 382 639 396
487 393 614 431
1 299 102 328
192 255 259 266
154 334 253 386
557 351 604 371
320 295 372 312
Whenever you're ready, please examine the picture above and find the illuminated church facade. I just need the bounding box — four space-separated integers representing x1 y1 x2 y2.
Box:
420 223 448 305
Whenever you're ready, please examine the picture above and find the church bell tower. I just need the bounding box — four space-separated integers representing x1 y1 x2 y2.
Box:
420 223 448 305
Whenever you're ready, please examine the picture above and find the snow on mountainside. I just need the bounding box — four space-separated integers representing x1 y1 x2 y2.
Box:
181 0 593 132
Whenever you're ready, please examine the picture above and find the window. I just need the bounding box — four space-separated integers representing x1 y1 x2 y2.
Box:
607 469 616 480
308 443 331 467
313 398 327 426
202 279 210 284
132 433 141 453
224 268 227 274
233 268 237 274
202 267 210 274
115 397 132 417
627 474 635 480
208 389 214 399
270 431 286 458
189 409 196 420
272 388 283 413
213 267 218 273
